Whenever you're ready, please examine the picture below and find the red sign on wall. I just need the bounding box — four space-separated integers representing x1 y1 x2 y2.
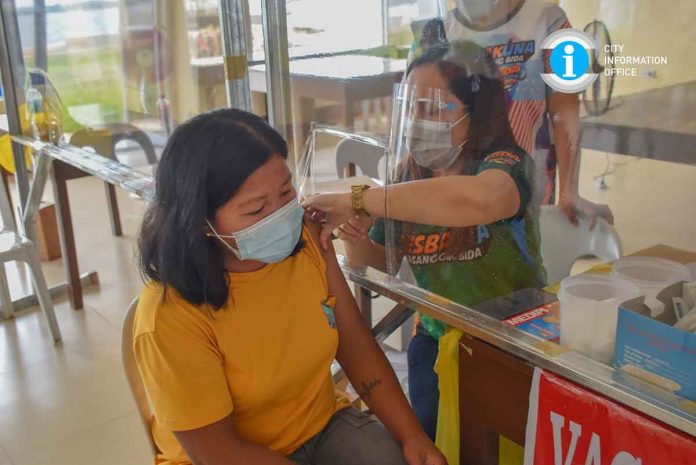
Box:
524 368 696 465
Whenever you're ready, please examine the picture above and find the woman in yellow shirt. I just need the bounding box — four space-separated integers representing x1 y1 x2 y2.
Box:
134 108 446 465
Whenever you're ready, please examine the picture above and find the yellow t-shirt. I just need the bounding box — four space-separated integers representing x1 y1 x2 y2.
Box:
133 224 348 465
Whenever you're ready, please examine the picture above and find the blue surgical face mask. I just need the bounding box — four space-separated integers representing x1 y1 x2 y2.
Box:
206 197 304 264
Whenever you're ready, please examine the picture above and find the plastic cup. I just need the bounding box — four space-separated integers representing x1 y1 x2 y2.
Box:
687 262 696 281
559 274 640 364
611 257 690 316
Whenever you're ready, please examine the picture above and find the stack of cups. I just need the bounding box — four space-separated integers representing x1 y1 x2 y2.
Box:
686 262 696 282
611 257 691 317
559 274 640 364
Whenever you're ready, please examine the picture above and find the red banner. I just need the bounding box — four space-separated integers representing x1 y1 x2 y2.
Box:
524 368 696 465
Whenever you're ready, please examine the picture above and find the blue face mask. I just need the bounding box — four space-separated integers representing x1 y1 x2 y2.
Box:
206 197 304 264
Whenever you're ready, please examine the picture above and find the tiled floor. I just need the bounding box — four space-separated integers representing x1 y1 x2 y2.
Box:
0 147 694 465
0 176 152 465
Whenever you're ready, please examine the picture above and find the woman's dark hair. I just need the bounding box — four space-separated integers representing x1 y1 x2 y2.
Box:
404 40 520 176
138 108 301 310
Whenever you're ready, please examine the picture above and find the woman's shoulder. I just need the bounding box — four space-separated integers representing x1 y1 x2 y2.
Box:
133 281 214 341
300 217 327 273
481 146 530 166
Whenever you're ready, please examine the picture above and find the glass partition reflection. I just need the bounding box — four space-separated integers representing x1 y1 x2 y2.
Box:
313 0 696 398
280 0 450 166
2 0 262 170
1 0 694 415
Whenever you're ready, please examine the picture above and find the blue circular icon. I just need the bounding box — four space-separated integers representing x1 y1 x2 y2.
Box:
549 40 590 81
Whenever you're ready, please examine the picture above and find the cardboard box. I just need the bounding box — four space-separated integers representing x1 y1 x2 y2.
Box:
614 283 696 401
36 203 61 261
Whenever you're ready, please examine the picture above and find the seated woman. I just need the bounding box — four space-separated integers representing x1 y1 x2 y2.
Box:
303 41 547 440
134 109 445 465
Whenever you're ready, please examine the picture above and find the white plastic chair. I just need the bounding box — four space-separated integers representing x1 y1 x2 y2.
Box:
0 170 61 343
539 205 623 284
121 297 159 458
335 137 385 179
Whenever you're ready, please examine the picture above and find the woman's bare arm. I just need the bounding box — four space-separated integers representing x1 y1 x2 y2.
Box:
343 236 389 272
303 170 519 249
364 170 519 227
174 414 294 465
308 223 425 443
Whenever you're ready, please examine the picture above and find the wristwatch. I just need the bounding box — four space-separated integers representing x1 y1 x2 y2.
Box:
350 184 371 216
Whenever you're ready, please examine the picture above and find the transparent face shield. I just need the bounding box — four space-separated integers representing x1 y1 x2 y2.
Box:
384 82 472 277
393 83 471 172
295 124 387 201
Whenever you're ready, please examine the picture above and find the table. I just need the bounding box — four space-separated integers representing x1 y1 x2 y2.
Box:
249 55 405 128
192 54 405 153
459 334 532 464
458 243 696 464
342 246 696 464
12 136 155 310
581 81 696 165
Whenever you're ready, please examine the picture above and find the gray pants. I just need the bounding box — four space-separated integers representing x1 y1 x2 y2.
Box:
288 408 408 465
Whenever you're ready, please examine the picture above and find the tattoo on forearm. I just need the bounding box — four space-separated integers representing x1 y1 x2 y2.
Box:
357 378 382 401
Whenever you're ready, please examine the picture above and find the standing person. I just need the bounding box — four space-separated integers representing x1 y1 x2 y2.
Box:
440 0 613 224
134 108 446 465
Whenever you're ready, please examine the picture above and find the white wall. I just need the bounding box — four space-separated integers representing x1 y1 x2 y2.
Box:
560 0 696 96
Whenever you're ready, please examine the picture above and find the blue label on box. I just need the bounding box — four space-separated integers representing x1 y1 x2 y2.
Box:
615 307 696 401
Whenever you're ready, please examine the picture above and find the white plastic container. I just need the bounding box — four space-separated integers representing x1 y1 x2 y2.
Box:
559 274 640 364
611 257 690 316
687 262 696 282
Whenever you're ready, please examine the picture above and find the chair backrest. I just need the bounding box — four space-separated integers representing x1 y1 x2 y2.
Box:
539 205 623 284
121 298 159 457
335 137 385 179
110 127 158 166
70 128 116 159
71 125 158 166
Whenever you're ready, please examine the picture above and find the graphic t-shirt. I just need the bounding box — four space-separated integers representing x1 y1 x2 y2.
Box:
443 0 572 204
370 149 547 340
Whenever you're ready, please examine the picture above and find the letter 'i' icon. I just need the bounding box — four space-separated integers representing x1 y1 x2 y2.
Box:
563 44 576 78
542 29 598 93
